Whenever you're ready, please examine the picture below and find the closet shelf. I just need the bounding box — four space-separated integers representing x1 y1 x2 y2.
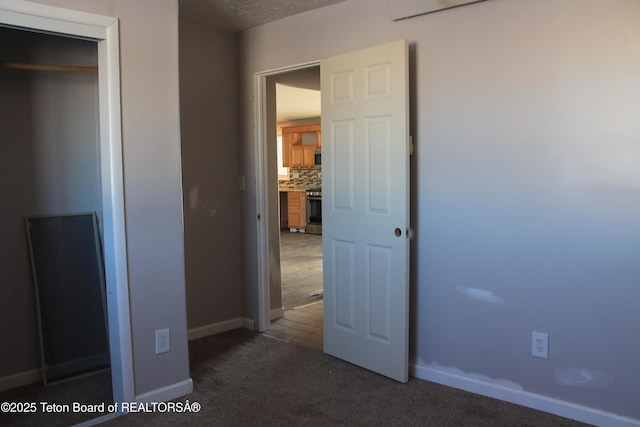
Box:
0 61 98 73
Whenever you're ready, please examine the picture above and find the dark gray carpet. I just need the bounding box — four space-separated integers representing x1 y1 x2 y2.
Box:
103 329 590 427
280 231 323 309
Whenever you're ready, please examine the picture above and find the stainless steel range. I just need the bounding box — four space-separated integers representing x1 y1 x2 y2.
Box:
306 188 322 235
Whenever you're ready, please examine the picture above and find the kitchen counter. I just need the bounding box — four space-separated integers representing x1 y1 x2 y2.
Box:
278 185 309 192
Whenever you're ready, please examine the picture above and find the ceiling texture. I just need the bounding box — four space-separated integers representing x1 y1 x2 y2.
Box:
179 0 338 121
179 0 346 32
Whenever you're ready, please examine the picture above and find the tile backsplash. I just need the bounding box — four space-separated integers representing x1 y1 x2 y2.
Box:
280 167 322 187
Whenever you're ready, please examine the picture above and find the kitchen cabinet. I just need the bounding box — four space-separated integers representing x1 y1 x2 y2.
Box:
303 145 316 167
290 145 303 167
282 123 321 167
287 191 306 230
279 191 288 228
281 132 298 168
290 144 316 167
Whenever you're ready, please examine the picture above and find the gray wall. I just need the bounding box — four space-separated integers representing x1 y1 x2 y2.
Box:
30 0 191 398
178 20 243 329
0 29 100 380
239 0 640 421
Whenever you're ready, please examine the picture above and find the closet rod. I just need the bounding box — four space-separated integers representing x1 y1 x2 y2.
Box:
0 61 98 73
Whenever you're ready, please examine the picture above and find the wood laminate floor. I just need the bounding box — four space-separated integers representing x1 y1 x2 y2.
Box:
265 301 323 351
269 230 324 350
279 230 323 309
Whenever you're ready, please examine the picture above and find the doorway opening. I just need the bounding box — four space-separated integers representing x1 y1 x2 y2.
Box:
254 63 324 350
256 40 411 382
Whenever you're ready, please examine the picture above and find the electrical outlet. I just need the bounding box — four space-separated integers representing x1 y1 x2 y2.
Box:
155 328 170 355
531 331 548 359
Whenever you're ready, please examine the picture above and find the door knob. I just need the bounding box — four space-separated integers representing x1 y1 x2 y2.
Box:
394 228 402 237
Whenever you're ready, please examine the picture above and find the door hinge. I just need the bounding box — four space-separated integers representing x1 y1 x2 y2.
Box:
409 135 414 156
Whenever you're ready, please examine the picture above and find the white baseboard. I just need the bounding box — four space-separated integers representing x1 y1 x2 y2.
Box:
412 363 640 427
271 307 284 320
135 378 193 404
188 318 244 341
241 317 255 330
0 368 40 392
188 317 258 339
37 378 194 426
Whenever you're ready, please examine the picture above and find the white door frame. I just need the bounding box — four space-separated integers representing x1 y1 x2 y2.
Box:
0 0 134 405
253 60 320 332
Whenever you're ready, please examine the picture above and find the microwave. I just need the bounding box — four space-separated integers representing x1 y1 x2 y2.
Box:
314 149 321 166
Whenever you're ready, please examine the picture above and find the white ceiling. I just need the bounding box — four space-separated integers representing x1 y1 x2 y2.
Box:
179 0 346 32
276 84 320 122
274 66 321 122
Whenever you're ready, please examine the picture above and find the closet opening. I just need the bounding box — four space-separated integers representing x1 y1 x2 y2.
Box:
0 2 131 420
0 26 113 419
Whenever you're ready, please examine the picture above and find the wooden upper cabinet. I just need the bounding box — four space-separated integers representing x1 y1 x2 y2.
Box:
303 145 316 167
282 133 294 167
281 123 321 168
291 145 304 167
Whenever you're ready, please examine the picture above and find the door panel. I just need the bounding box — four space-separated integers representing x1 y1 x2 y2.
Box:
366 244 392 343
366 116 392 215
333 239 356 331
322 40 409 383
332 120 355 212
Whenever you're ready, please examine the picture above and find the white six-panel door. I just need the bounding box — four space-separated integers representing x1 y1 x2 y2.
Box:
321 40 410 382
